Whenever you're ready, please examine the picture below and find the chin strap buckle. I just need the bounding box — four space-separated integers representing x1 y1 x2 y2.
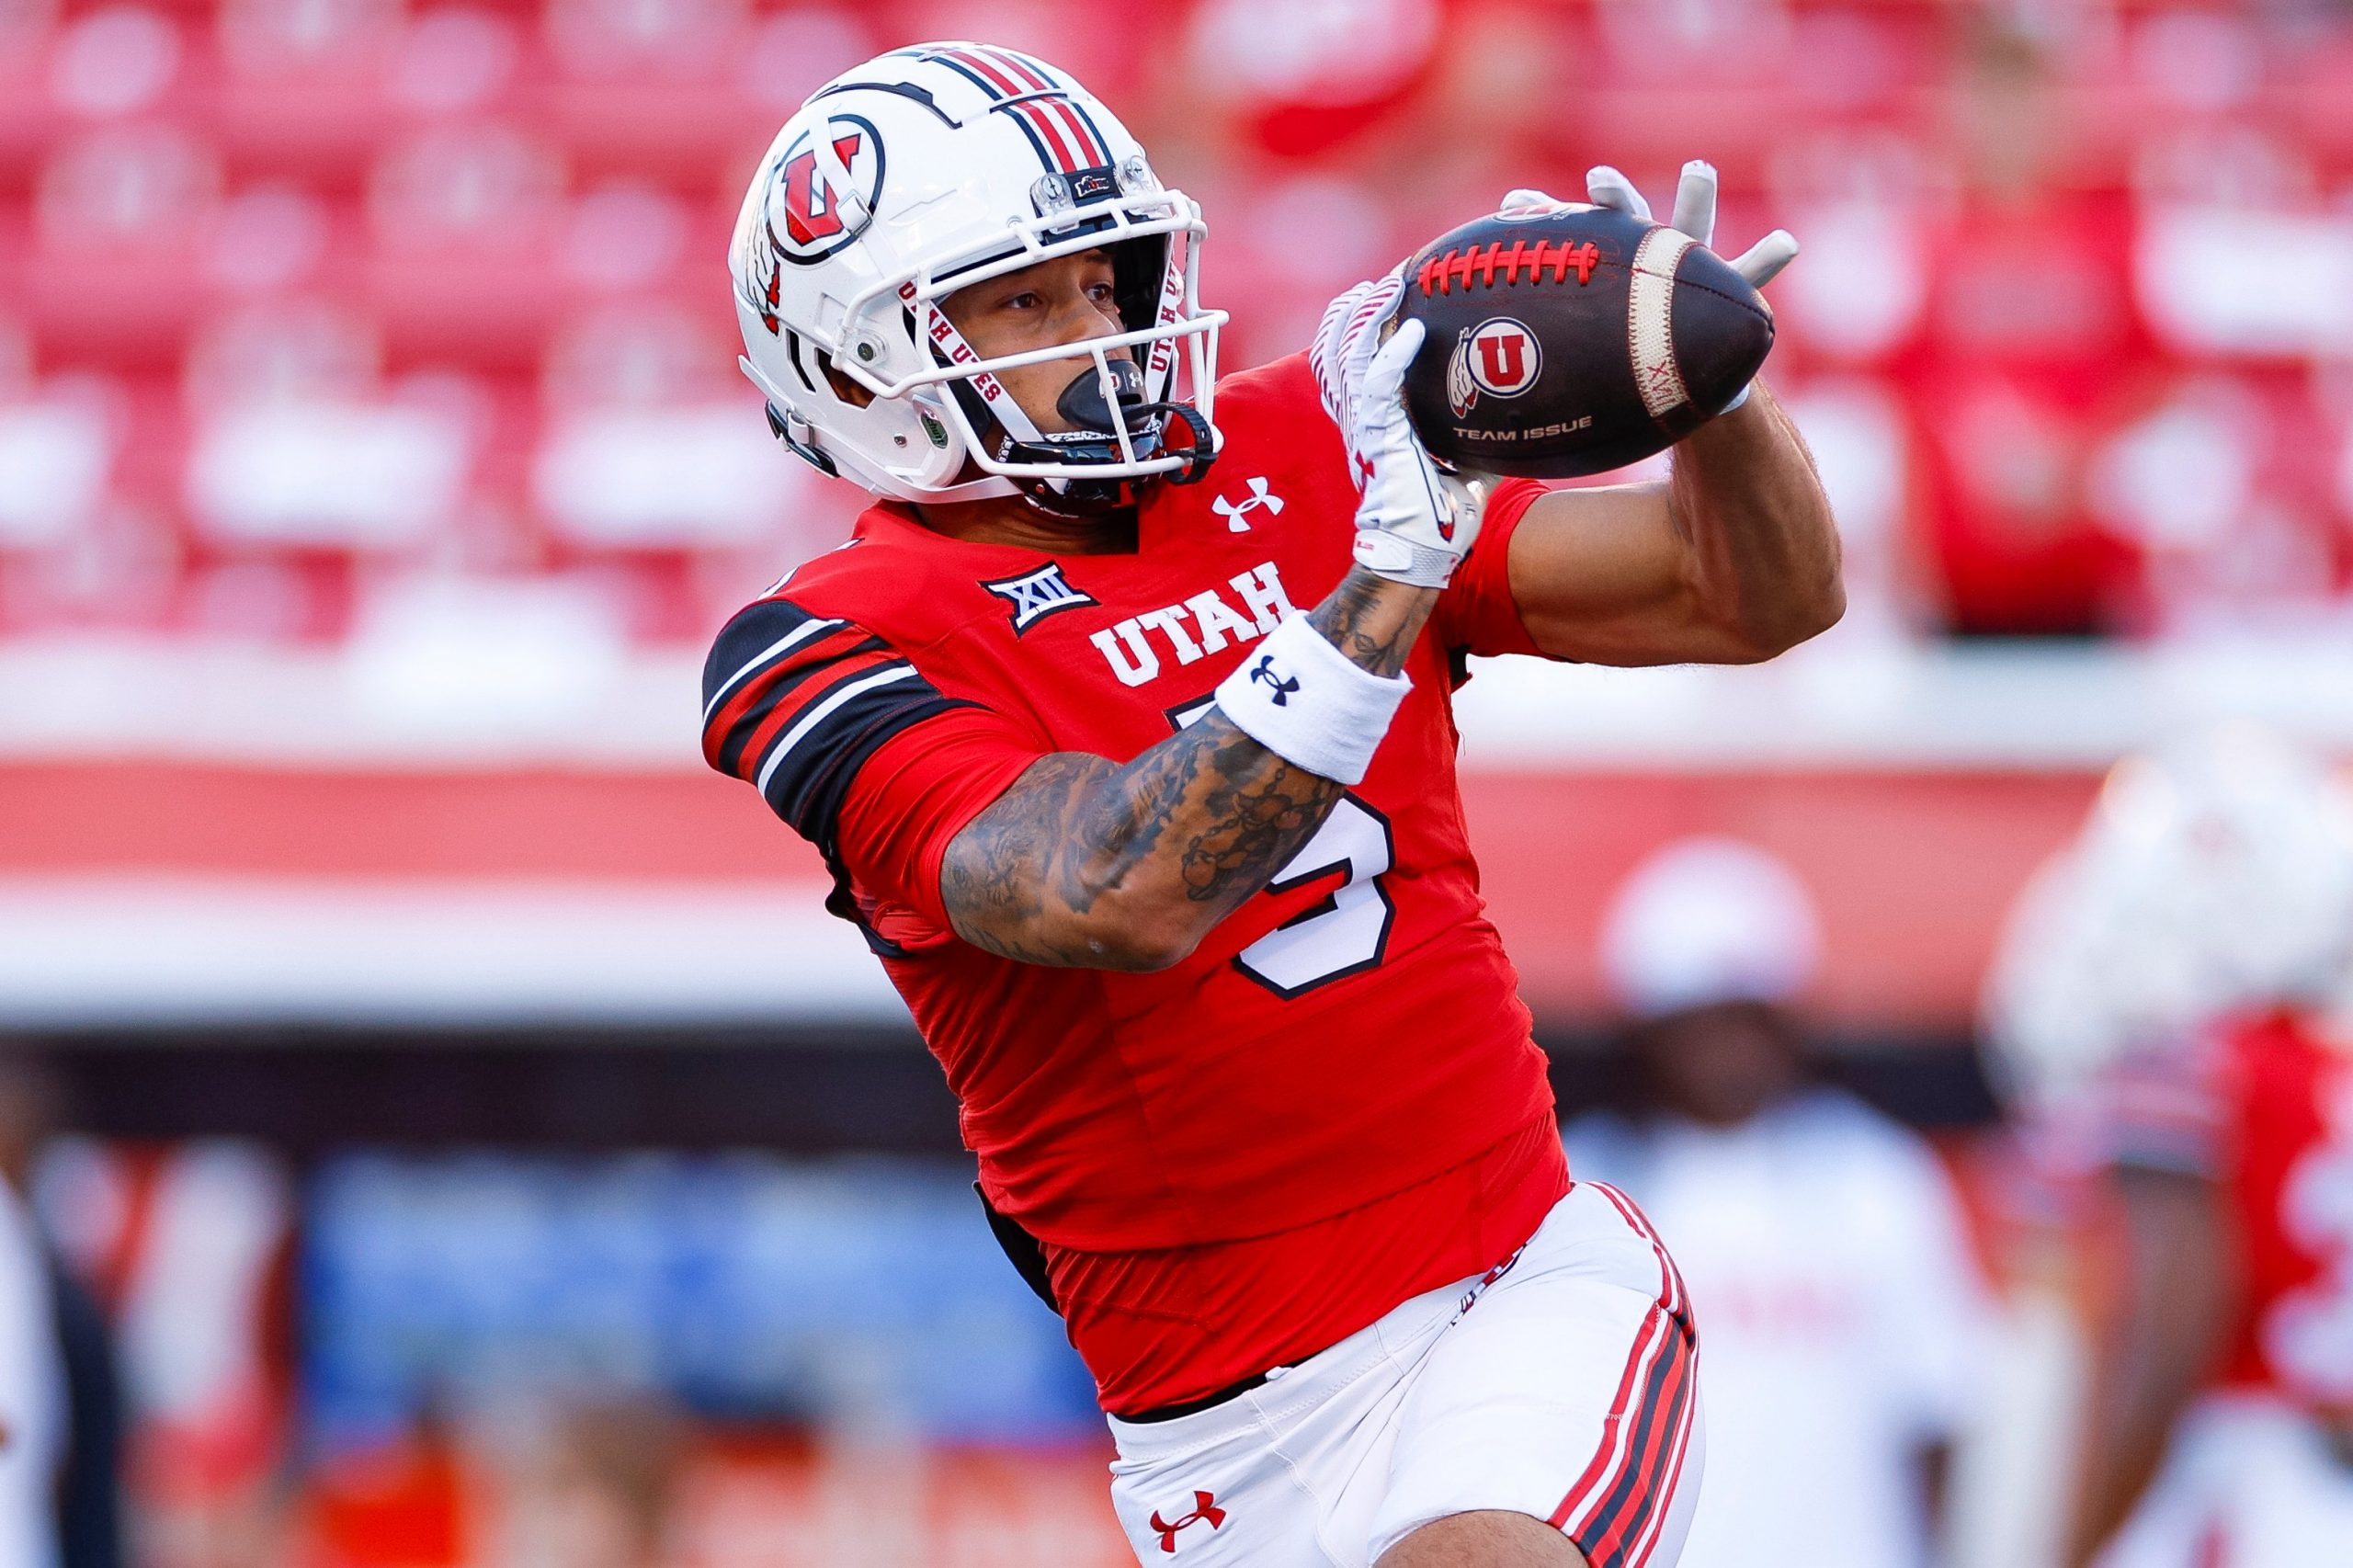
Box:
767 404 838 478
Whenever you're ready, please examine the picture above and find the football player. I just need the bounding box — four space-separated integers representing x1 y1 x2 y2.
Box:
1978 732 2353 1568
705 42 1837 1568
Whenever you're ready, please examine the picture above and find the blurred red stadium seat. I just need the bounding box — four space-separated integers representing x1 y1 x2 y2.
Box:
0 0 2347 650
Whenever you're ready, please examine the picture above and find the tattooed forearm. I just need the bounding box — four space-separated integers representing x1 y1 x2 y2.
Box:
1307 566 1422 676
940 567 1438 971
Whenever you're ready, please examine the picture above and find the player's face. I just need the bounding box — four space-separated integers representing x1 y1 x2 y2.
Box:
1635 1002 1805 1128
942 248 1130 435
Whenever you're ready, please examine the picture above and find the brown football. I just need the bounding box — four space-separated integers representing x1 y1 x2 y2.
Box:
1394 205 1774 478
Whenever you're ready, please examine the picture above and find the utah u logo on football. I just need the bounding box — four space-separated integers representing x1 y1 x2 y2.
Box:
1449 317 1542 415
1150 1490 1228 1553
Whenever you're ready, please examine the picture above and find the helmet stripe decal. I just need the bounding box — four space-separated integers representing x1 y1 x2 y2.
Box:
1045 97 1105 165
1063 99 1114 164
925 50 1014 102
975 45 1052 92
1014 98 1081 170
922 47 1095 174
993 47 1067 89
939 46 1025 97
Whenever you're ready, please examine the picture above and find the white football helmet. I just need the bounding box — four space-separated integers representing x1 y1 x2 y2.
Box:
730 41 1226 515
1984 728 2353 1110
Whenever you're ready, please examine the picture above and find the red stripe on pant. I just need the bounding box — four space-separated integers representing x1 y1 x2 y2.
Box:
1549 1303 1698 1568
1588 1181 1690 1331
1623 1354 1699 1568
1548 1303 1669 1532
1581 1326 1695 1568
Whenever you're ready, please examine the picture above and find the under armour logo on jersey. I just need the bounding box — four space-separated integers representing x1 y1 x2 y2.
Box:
1211 477 1284 533
1150 1491 1227 1553
1249 655 1299 705
983 562 1097 634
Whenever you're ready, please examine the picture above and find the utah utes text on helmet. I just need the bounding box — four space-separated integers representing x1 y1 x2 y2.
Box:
731 42 1228 515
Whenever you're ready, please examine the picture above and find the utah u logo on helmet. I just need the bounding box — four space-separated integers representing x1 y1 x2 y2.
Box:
759 113 884 268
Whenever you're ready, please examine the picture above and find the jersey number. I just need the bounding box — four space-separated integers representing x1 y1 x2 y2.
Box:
1170 697 1398 998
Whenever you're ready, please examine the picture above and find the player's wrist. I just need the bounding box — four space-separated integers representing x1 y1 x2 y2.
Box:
1212 614 1410 786
1352 531 1463 588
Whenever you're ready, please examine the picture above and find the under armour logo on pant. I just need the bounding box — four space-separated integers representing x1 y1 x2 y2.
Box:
1151 1490 1228 1552
1211 477 1284 532
1249 655 1300 705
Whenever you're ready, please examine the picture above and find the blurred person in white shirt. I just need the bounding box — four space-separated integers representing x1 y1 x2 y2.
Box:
1563 837 1993 1568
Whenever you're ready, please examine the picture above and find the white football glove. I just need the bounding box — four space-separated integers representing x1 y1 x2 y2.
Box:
1505 162 1796 415
1311 270 1483 589
1505 160 1799 289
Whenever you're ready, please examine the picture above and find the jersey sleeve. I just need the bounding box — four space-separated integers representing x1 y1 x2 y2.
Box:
832 717 1042 938
1429 477 1550 659
700 595 1042 946
2091 1032 2234 1179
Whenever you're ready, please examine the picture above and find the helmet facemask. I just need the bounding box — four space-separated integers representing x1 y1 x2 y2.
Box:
928 234 1215 517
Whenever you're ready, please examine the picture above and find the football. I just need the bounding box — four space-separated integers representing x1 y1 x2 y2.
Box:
1394 205 1775 479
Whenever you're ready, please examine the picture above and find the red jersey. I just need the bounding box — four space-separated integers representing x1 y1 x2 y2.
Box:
2102 1010 2353 1415
701 353 1567 1411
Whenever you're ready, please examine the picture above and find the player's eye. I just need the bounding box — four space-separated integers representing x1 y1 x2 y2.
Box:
1003 290 1042 312
1085 280 1118 306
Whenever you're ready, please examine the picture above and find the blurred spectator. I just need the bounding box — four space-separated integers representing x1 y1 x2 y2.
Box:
483 1401 684 1568
1979 732 2353 1568
1564 837 1991 1568
0 1060 124 1568
1911 17 2147 637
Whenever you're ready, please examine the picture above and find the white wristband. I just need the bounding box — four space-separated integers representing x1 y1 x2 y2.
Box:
1211 613 1410 786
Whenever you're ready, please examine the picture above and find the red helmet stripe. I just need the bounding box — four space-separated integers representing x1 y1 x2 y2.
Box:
942 46 1024 97
1013 99 1080 171
978 45 1053 92
1048 96 1106 165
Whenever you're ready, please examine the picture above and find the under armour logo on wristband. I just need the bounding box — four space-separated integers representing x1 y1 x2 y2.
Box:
1150 1491 1227 1552
1249 655 1300 705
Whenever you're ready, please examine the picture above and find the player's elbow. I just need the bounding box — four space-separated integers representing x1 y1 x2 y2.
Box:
1751 572 1846 657
1706 551 1844 662
1078 901 1206 972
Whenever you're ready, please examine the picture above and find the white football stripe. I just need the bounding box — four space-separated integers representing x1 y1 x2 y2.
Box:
703 616 845 724
1628 227 1696 420
755 663 921 797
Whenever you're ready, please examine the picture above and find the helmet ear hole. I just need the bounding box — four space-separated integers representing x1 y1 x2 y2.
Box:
813 348 876 409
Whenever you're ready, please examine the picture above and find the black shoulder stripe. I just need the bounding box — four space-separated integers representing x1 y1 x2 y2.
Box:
701 597 843 722
760 669 969 851
710 632 890 780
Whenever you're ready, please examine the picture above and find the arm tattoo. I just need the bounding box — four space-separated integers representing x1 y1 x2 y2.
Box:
941 566 1434 968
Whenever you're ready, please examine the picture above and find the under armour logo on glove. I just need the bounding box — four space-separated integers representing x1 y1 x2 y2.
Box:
1151 1491 1228 1552
1249 655 1300 705
1211 476 1284 532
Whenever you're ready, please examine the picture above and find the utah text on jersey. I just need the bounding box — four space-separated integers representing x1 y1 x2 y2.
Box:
1088 562 1295 687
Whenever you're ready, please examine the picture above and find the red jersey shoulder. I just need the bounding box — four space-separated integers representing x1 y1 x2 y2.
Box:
1202 351 1348 485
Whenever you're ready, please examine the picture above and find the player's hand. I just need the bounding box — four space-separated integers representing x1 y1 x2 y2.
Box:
1504 163 1795 413
1500 162 1799 290
1313 272 1483 589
